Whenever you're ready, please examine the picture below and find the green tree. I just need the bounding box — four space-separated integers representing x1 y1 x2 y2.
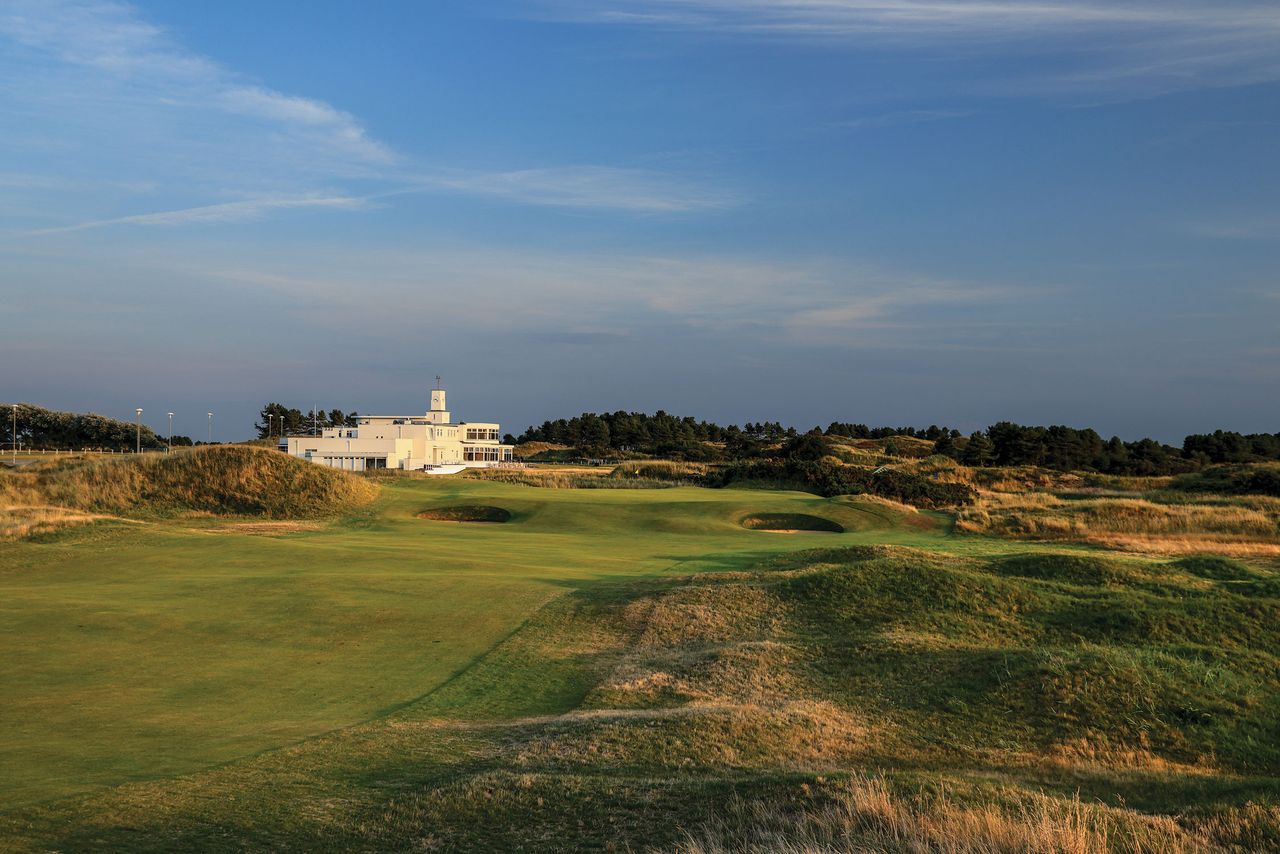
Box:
933 433 959 459
961 431 994 466
782 430 828 462
578 414 611 454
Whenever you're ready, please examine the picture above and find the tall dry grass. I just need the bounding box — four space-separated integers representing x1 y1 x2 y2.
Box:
512 441 570 459
611 460 709 482
0 446 378 538
670 774 1210 854
957 491 1280 556
0 505 119 540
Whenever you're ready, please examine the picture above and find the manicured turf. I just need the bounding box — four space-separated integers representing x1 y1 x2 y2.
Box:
0 477 962 809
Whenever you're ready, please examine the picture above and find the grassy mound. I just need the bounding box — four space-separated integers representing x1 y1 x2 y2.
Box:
417 504 512 523
409 542 1277 849
1172 555 1256 580
1173 463 1280 497
740 512 844 533
3 446 378 520
990 552 1131 586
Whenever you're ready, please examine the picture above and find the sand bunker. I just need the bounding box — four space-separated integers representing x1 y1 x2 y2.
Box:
740 513 843 534
416 505 512 523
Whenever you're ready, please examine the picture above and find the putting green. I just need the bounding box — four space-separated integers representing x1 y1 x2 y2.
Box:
0 477 977 809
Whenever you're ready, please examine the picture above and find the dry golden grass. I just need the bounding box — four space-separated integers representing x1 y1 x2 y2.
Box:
0 446 377 539
1082 473 1176 492
0 504 124 540
956 491 1280 555
512 441 569 459
671 774 1212 854
823 436 942 466
1035 737 1219 776
199 521 325 536
463 467 677 489
852 436 938 458
881 461 1174 497
1087 536 1280 558
850 493 923 514
611 460 710 481
973 466 1087 494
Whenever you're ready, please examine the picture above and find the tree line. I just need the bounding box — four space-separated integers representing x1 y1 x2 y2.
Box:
933 423 1280 475
255 404 359 439
2 403 176 451
515 410 1279 475
515 412 976 454
515 412 811 460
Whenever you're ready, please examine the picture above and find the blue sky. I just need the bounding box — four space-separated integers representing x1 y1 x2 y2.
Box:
2 0 1277 441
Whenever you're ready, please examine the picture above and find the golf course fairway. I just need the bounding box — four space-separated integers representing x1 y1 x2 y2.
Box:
0 477 946 809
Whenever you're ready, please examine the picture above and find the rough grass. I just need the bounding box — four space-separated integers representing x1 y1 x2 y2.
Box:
957 490 1280 556
612 460 710 482
512 441 569 459
673 775 1209 854
465 467 678 489
0 505 123 540
1174 463 1280 497
0 446 378 534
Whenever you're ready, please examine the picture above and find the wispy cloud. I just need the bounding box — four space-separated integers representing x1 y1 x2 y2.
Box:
536 1 1280 96
1 2 732 228
164 246 1010 348
786 283 1001 328
539 1 1278 40
8 166 738 236
410 166 739 213
25 196 370 235
9 165 737 236
0 0 393 166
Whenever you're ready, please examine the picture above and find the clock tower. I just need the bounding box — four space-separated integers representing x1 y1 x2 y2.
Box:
426 377 451 424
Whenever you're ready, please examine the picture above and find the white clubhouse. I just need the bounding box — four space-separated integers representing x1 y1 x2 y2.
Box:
283 386 514 473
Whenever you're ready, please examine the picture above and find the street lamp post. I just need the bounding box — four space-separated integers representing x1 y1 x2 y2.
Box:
10 404 16 463
135 408 143 454
207 412 213 445
168 412 174 453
